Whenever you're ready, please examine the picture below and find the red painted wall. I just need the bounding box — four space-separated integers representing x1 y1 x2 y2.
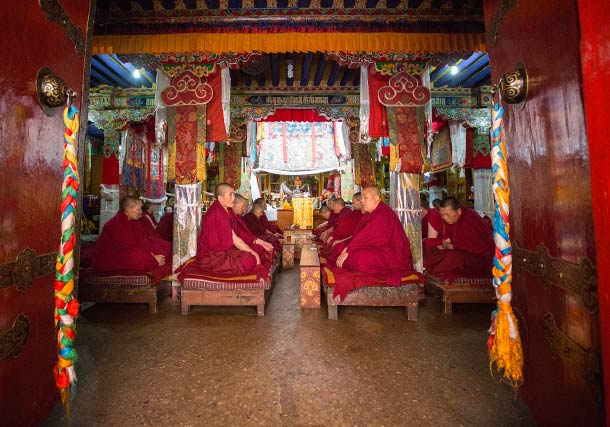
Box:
0 2 90 425
578 0 610 422
484 0 604 425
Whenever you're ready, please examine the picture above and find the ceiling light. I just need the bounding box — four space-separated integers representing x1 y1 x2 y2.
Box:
133 69 141 79
450 66 459 75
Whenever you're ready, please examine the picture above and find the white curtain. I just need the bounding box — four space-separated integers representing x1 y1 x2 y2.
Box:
221 64 231 136
474 169 494 219
449 121 467 167
359 64 370 143
154 66 170 146
421 67 433 154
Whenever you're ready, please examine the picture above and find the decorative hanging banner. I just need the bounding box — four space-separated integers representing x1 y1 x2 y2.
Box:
488 101 524 389
174 105 198 184
353 143 376 186
430 126 452 171
54 105 81 414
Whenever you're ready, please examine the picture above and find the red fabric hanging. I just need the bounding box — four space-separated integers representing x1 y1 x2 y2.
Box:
464 127 475 169
368 66 390 138
101 155 119 184
259 108 328 122
206 70 228 142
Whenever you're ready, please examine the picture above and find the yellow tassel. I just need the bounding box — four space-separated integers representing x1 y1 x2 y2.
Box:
489 304 524 388
60 387 71 420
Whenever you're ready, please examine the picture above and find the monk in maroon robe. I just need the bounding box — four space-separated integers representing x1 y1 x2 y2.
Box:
232 194 274 259
92 196 172 280
313 203 333 237
139 201 160 239
250 197 282 236
320 198 352 243
180 184 268 278
156 211 174 242
423 196 494 278
329 187 420 299
322 193 363 259
244 198 282 250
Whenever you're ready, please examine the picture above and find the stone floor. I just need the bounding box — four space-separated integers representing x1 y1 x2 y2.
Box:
46 268 533 427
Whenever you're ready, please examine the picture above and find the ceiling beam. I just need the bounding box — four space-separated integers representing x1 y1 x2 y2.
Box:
313 54 326 87
271 54 280 87
300 53 313 87
91 57 132 87
327 61 340 86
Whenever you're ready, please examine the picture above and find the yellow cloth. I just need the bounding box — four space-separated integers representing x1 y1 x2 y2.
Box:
93 33 486 55
292 197 313 229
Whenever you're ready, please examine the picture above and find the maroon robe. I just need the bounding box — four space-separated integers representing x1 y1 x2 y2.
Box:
422 208 456 249
329 201 418 299
229 209 273 260
341 202 415 281
244 211 281 250
423 207 494 279
422 211 429 239
331 208 361 241
314 211 336 237
92 210 172 280
260 212 282 235
179 200 267 278
156 212 174 242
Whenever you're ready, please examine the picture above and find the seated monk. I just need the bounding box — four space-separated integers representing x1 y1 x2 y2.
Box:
139 201 159 238
334 186 416 284
313 205 331 236
319 198 352 243
423 197 494 278
256 199 282 236
232 194 275 257
156 210 174 242
324 192 363 252
181 183 267 276
92 196 172 278
244 198 282 250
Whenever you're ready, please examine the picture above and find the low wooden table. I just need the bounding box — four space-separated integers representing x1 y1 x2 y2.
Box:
282 229 313 268
299 244 321 308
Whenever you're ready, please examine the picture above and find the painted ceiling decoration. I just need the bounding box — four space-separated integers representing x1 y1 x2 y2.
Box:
90 1 490 100
95 0 485 35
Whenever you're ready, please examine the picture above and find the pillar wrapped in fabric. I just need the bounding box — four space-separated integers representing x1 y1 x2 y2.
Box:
390 172 422 272
292 197 314 229
172 182 202 272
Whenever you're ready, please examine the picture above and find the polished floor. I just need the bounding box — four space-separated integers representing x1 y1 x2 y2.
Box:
46 267 533 427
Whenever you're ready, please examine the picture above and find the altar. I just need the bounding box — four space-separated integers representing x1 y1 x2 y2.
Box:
291 197 314 229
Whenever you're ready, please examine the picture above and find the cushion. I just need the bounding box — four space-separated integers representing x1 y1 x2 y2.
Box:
322 266 425 295
182 273 271 291
80 274 153 288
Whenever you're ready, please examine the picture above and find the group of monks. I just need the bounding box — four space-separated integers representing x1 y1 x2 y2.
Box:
92 182 494 294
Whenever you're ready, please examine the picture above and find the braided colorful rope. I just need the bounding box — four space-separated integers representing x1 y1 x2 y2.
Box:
488 101 524 388
54 105 80 412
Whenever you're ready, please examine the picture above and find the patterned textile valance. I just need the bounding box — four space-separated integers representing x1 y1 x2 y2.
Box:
92 33 486 55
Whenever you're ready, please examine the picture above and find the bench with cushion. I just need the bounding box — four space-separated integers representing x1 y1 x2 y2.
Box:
425 273 495 314
179 257 279 316
78 269 171 314
321 266 425 320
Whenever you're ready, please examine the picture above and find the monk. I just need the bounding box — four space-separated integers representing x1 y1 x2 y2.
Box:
326 187 419 300
423 196 494 278
92 196 172 279
156 210 174 242
232 194 275 257
326 193 364 246
319 198 352 243
254 198 282 236
313 205 331 236
139 201 159 238
244 198 282 250
184 183 267 276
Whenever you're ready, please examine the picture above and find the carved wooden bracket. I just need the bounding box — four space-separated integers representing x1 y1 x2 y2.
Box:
543 312 603 402
0 314 31 360
486 0 518 48
39 0 85 56
0 248 56 293
513 243 598 313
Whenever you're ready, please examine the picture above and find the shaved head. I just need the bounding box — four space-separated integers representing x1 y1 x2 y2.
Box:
215 183 234 199
361 186 382 213
331 197 345 214
215 183 236 209
120 195 141 211
233 194 249 215
319 205 331 219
